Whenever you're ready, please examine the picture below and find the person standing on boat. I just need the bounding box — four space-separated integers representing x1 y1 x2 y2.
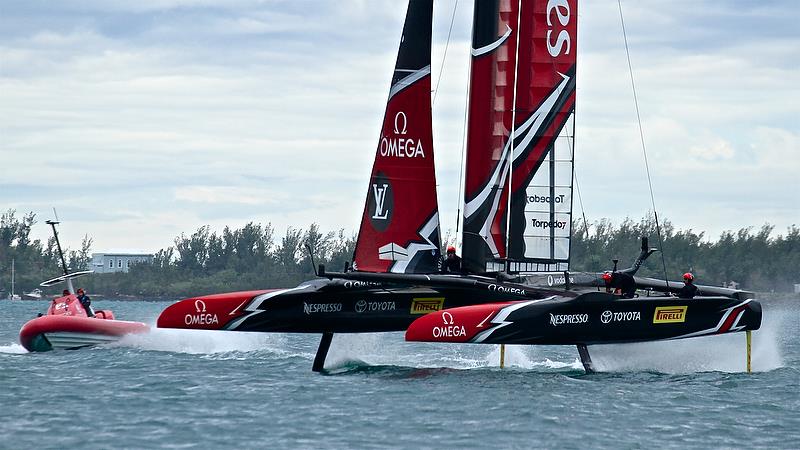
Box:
602 272 636 298
440 246 463 274
76 288 94 317
677 273 698 299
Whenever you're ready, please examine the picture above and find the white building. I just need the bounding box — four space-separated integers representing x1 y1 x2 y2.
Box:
91 253 154 274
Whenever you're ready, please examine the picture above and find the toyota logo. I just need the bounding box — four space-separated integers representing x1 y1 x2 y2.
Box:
601 310 612 324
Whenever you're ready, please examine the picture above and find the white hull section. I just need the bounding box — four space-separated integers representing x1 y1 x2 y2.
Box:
43 332 121 350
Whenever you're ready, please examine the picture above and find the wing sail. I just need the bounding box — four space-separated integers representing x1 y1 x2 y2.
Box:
462 0 577 273
352 0 441 274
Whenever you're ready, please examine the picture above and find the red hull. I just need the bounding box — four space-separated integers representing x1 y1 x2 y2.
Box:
19 315 149 352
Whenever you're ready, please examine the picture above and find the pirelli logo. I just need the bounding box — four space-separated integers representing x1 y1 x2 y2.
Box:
410 297 444 314
653 306 688 324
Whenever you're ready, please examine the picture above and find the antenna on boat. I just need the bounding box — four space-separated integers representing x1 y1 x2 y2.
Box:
46 214 76 295
46 220 68 277
304 243 320 277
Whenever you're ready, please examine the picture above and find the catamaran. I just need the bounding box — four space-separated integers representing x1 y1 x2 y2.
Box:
156 0 761 372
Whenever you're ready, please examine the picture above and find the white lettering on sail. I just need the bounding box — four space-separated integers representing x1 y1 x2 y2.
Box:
394 111 408 135
379 111 425 158
546 0 571 57
372 183 390 220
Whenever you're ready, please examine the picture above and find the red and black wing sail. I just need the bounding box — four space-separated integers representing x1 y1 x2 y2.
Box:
506 0 577 272
461 0 519 274
353 0 441 274
462 0 577 273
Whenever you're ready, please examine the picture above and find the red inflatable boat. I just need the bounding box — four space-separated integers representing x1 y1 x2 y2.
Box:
19 294 149 352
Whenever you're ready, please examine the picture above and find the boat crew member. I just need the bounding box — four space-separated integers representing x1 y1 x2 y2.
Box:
677 273 698 299
440 245 463 274
76 288 94 317
602 271 636 298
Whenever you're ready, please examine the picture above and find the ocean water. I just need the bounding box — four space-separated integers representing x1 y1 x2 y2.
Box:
1 297 798 449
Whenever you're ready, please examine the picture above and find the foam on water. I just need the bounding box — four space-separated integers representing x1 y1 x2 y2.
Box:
589 307 786 373
0 343 28 354
321 333 584 372
112 328 287 355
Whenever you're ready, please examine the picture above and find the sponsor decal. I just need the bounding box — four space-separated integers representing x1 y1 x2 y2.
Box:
549 313 588 326
379 111 425 158
526 194 565 204
546 0 572 57
368 173 393 231
185 313 219 326
371 184 390 220
600 310 641 324
530 218 568 230
411 297 445 314
653 306 688 324
303 302 343 315
343 280 381 289
432 311 466 338
547 274 575 287
184 299 220 326
355 300 396 314
488 284 526 295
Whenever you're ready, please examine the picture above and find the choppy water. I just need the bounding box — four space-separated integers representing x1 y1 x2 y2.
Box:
1 296 798 449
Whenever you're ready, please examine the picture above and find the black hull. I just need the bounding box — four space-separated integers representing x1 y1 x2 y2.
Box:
405 292 762 345
156 278 540 334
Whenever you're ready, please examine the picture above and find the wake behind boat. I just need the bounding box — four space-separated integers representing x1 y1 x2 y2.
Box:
18 220 149 352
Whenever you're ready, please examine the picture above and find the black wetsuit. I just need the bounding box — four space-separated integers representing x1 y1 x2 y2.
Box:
440 254 463 274
677 282 698 299
77 293 94 317
607 272 637 298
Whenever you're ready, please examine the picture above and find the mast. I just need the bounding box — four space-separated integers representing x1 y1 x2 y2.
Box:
10 259 14 299
46 220 75 294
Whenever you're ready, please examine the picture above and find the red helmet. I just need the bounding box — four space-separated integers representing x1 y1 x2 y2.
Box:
446 245 456 254
683 272 694 281
601 272 612 282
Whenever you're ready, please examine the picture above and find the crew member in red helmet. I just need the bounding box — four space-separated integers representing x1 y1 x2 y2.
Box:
439 245 463 274
677 272 698 299
602 271 636 298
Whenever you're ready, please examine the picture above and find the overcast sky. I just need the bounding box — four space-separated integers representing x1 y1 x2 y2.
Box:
1 0 798 253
